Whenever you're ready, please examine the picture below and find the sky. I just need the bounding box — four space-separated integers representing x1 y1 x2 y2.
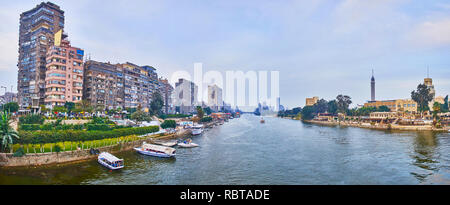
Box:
0 0 449 109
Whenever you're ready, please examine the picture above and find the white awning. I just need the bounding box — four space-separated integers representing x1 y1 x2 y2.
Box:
99 152 123 162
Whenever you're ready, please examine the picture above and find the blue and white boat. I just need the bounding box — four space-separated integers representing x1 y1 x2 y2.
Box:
134 142 176 158
98 152 124 170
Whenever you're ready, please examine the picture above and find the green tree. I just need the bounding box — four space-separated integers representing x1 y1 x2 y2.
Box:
411 83 434 114
64 102 75 113
204 107 212 115
196 106 204 119
76 100 93 113
433 102 441 120
160 120 176 129
130 110 151 123
301 106 315 120
377 106 390 112
0 111 19 153
52 106 67 113
2 102 19 113
314 99 328 113
441 95 449 113
327 100 338 115
336 95 352 114
150 91 164 116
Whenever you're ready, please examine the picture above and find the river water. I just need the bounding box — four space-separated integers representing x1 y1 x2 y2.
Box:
1 114 450 185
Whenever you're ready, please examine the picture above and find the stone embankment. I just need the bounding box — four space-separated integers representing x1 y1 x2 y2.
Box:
0 129 192 168
303 120 449 132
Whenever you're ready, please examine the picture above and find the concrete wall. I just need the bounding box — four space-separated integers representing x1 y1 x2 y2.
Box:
0 138 146 167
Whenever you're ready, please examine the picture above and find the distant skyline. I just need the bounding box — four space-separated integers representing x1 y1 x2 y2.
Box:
1 0 449 109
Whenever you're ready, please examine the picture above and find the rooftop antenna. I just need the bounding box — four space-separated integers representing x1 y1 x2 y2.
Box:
427 66 429 78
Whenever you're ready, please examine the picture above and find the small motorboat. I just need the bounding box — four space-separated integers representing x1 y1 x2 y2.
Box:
98 152 124 170
260 118 265 123
153 140 178 147
177 139 199 148
134 142 176 158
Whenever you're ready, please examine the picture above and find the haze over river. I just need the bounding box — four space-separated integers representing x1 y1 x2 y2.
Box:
1 114 450 184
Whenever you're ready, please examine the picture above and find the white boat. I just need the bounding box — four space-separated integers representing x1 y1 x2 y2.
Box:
134 142 176 158
153 140 178 147
177 139 199 148
98 152 124 170
191 124 204 135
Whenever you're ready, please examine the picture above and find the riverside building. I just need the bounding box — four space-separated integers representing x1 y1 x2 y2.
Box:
44 31 84 108
305 96 319 106
208 84 223 112
173 78 198 114
158 78 174 114
119 63 158 110
18 2 65 110
83 60 124 109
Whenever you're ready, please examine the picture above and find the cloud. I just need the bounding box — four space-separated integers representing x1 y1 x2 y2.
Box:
406 19 450 48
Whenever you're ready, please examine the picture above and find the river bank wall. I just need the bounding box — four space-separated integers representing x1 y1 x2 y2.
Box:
303 120 449 132
0 129 192 168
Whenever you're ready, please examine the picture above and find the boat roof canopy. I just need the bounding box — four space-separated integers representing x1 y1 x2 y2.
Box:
99 152 123 162
143 142 176 154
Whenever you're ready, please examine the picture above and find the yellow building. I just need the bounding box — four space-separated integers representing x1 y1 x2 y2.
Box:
394 99 418 113
364 99 418 113
305 96 319 106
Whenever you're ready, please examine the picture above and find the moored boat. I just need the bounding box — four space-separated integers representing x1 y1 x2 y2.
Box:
153 140 178 147
98 152 124 170
260 117 265 123
177 139 199 148
134 142 176 158
190 124 204 135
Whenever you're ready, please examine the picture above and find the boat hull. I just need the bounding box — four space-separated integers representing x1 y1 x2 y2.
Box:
177 143 199 148
97 159 124 170
134 147 176 158
191 129 203 135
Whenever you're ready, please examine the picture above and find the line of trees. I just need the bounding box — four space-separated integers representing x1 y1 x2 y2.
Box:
301 95 352 120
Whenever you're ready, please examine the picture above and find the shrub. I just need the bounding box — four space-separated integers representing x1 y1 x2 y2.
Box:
17 126 159 144
86 124 112 131
13 147 25 157
54 145 61 153
19 124 41 131
160 120 176 129
19 114 45 124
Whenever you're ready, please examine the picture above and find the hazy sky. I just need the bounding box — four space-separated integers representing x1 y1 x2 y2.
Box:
1 0 449 109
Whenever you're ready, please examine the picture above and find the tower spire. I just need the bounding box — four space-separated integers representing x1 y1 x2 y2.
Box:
371 68 375 101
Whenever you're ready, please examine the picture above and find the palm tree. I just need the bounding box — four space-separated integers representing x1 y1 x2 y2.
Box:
0 111 19 153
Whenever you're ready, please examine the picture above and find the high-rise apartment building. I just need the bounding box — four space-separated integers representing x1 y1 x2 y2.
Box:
83 60 124 109
18 2 65 109
119 62 158 110
208 84 223 112
158 78 174 114
174 78 198 114
44 31 84 108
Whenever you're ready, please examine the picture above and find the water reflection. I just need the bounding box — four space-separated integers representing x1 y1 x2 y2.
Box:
1 115 449 185
410 131 439 182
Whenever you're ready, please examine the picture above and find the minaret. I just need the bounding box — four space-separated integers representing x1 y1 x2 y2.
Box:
371 69 375 101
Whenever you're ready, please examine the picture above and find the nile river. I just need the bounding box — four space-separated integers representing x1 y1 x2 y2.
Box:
1 114 450 184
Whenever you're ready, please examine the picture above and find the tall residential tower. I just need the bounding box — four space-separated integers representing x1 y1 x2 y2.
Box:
18 2 65 110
